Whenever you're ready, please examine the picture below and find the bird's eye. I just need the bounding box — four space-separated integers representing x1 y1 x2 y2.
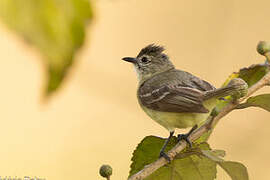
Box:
141 57 150 63
161 54 167 59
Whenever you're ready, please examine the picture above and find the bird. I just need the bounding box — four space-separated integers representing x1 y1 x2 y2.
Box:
122 44 247 161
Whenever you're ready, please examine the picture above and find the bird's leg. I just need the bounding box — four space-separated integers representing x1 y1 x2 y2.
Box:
159 131 174 162
177 125 198 148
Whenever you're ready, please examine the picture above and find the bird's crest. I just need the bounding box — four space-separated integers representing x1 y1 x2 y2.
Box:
137 44 165 57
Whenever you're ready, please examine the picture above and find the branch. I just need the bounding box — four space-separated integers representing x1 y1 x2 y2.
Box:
128 71 270 180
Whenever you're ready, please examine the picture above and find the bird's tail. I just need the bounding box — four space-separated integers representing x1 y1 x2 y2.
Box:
203 78 248 100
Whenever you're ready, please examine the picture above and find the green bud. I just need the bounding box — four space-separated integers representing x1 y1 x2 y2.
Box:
99 164 112 178
257 41 270 55
257 41 270 63
228 78 248 99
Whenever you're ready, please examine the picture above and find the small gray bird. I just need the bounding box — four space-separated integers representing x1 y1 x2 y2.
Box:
122 44 247 160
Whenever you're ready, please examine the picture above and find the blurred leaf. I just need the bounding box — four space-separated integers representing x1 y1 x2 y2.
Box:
236 94 270 112
130 136 249 180
0 0 93 96
218 161 249 180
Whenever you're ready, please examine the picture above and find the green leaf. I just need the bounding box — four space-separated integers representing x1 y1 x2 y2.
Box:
236 94 270 112
200 150 249 180
0 0 93 96
212 149 226 157
130 136 248 180
215 63 270 112
218 161 249 180
222 63 270 88
145 156 217 180
129 136 178 177
201 150 224 162
130 136 217 180
200 63 270 142
195 129 212 143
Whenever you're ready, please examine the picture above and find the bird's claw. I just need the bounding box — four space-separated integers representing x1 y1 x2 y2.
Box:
177 125 198 148
159 151 171 162
177 134 192 148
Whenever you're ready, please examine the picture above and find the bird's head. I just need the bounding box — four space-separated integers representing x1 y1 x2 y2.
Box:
122 44 175 82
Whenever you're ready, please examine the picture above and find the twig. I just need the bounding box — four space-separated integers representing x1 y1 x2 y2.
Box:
128 71 270 180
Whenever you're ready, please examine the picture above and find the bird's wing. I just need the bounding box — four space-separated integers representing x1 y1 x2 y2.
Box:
138 70 215 113
139 84 209 113
175 70 216 92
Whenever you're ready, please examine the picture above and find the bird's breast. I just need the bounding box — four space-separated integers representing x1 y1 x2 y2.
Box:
137 97 216 131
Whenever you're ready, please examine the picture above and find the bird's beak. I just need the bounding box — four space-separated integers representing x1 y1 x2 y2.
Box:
122 57 137 64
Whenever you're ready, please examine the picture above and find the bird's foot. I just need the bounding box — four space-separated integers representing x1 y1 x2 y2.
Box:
177 134 192 148
159 151 171 162
177 125 198 148
158 131 174 162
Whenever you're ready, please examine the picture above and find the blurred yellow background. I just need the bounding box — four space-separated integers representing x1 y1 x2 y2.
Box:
0 0 269 179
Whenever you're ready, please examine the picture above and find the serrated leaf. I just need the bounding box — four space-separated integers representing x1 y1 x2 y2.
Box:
236 94 270 112
130 136 248 180
129 136 178 177
238 64 270 87
217 63 270 111
130 136 217 180
222 64 270 88
200 150 249 180
200 63 270 142
218 161 249 180
146 154 217 180
0 0 93 96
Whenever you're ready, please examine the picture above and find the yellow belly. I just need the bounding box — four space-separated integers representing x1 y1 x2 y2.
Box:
140 99 217 132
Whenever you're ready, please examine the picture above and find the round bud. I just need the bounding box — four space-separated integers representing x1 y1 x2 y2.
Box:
228 78 248 99
257 41 270 56
99 164 112 178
